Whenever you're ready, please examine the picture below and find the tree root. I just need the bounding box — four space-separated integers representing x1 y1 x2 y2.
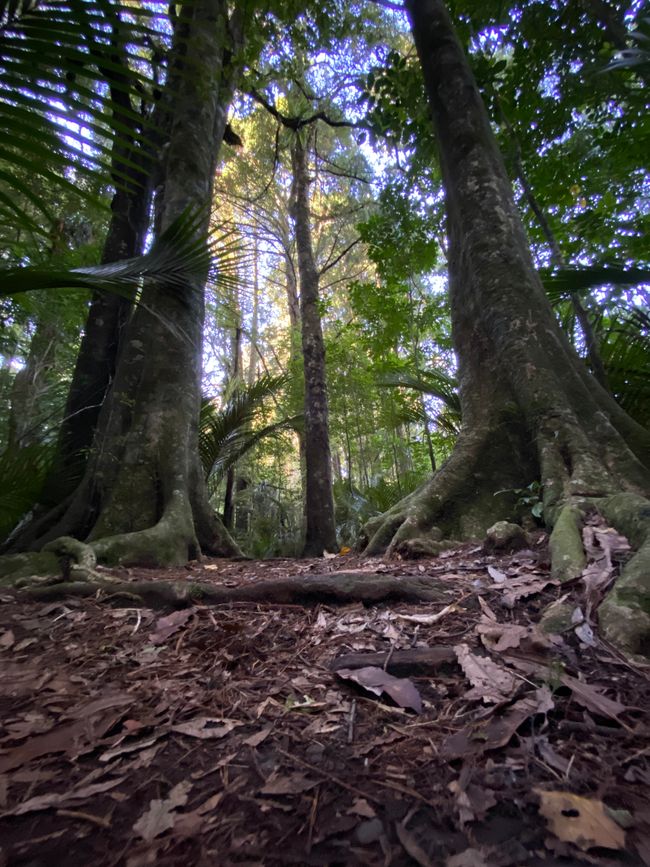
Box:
20 571 448 608
548 505 586 582
597 493 650 658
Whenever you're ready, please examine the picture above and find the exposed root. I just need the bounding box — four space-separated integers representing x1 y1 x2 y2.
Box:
548 505 586 582
21 571 447 608
597 493 650 658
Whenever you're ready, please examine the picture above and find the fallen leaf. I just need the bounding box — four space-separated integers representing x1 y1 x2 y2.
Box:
496 574 558 608
336 666 422 713
133 781 192 842
0 694 134 773
323 550 337 559
395 822 434 867
535 789 626 851
0 629 15 649
149 610 192 645
5 776 126 817
446 849 488 867
260 772 317 795
487 565 506 583
560 675 629 723
574 622 596 646
477 620 534 653
171 717 241 740
347 798 376 818
477 597 498 621
441 688 553 760
243 725 272 747
454 644 517 703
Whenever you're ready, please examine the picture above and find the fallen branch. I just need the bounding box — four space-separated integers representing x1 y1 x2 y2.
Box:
330 647 457 676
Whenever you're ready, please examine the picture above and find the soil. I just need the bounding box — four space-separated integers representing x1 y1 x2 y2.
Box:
1 537 649 866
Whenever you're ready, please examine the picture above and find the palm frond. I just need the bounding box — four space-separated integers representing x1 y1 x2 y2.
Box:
0 441 54 542
0 208 245 298
541 266 650 305
199 373 293 478
600 308 650 426
0 0 166 231
377 368 461 414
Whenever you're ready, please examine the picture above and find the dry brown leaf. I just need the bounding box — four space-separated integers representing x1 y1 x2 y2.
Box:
497 574 558 608
5 776 126 817
260 772 317 796
336 666 422 713
149 610 192 645
440 688 553 760
347 798 376 818
446 849 488 867
171 717 241 740
560 675 629 723
395 822 434 867
477 620 531 652
535 789 626 851
133 781 192 842
243 725 273 747
454 644 517 703
0 629 15 649
0 694 134 773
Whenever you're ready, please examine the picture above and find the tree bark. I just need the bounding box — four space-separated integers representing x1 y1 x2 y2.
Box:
290 133 338 556
363 0 650 557
9 0 246 566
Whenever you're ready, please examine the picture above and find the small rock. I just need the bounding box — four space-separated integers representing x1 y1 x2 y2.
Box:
484 521 527 553
355 818 384 844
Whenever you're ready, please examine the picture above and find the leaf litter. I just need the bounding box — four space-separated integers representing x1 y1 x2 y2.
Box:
0 542 649 865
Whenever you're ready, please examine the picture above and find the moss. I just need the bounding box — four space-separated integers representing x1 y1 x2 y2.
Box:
599 493 650 548
549 505 586 582
539 600 574 634
0 551 60 585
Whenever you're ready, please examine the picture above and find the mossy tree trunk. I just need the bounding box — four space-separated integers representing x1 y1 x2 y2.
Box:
9 0 246 566
363 0 650 556
290 132 338 557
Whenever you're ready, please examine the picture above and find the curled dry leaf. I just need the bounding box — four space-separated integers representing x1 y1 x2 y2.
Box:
477 619 549 653
393 603 459 625
336 666 422 713
260 772 317 796
133 781 193 842
535 789 626 851
454 644 517 703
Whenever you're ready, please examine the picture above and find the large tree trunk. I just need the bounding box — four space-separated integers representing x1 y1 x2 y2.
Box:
9 0 245 566
290 133 338 556
363 0 650 558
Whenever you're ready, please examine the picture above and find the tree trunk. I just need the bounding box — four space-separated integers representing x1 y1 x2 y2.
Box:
290 133 338 556
223 323 242 529
363 0 650 557
7 318 58 451
9 0 245 566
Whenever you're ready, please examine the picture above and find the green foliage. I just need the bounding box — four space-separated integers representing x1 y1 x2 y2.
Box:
199 374 299 486
0 442 54 542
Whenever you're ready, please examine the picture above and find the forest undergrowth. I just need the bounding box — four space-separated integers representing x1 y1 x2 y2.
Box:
1 518 649 866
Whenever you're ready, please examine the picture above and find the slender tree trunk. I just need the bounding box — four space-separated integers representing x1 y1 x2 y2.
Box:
10 0 246 565
223 323 242 529
364 0 650 557
7 318 58 451
290 133 337 556
248 238 260 386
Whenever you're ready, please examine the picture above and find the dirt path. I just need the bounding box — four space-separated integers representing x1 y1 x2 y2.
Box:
1 542 649 866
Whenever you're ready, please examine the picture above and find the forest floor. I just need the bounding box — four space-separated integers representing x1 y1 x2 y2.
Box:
0 532 649 866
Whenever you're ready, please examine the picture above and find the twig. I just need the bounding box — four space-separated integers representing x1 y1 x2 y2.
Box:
347 699 357 744
56 808 111 829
